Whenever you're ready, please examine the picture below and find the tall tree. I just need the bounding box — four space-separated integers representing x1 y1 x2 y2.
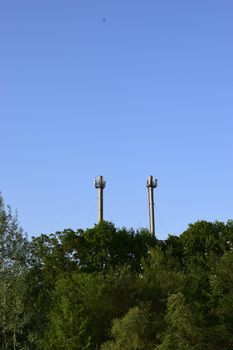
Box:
0 194 30 349
156 292 202 350
41 266 139 349
101 304 155 350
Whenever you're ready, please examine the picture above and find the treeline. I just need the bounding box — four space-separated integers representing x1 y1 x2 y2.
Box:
1 195 233 349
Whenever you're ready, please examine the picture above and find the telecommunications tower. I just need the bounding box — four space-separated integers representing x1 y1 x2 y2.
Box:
146 175 157 236
94 175 106 223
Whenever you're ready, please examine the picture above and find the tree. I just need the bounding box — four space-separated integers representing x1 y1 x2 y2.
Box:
41 266 139 349
208 251 233 349
139 246 184 310
101 304 155 350
66 221 156 273
179 221 226 258
40 276 91 350
156 292 202 350
179 221 226 310
29 222 156 276
0 194 30 349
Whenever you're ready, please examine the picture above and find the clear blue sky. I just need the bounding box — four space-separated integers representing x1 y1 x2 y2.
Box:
1 0 233 239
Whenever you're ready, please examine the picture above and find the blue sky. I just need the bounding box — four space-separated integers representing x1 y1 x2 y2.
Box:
1 0 233 239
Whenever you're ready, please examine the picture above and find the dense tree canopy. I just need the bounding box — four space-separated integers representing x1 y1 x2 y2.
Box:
0 194 233 349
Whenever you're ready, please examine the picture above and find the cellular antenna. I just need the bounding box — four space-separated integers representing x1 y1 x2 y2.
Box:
146 175 158 236
94 175 106 223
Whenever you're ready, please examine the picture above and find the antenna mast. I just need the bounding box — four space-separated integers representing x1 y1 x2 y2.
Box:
146 175 157 236
94 175 106 223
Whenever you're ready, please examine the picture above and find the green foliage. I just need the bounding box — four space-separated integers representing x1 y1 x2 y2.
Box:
41 267 139 349
70 221 156 273
40 276 91 350
1 193 233 350
0 196 29 272
156 292 202 350
208 251 233 349
0 195 30 349
101 304 155 350
180 220 227 258
0 273 30 350
140 247 184 306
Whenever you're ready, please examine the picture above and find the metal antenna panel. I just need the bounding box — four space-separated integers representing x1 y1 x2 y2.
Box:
94 176 106 189
146 175 158 188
